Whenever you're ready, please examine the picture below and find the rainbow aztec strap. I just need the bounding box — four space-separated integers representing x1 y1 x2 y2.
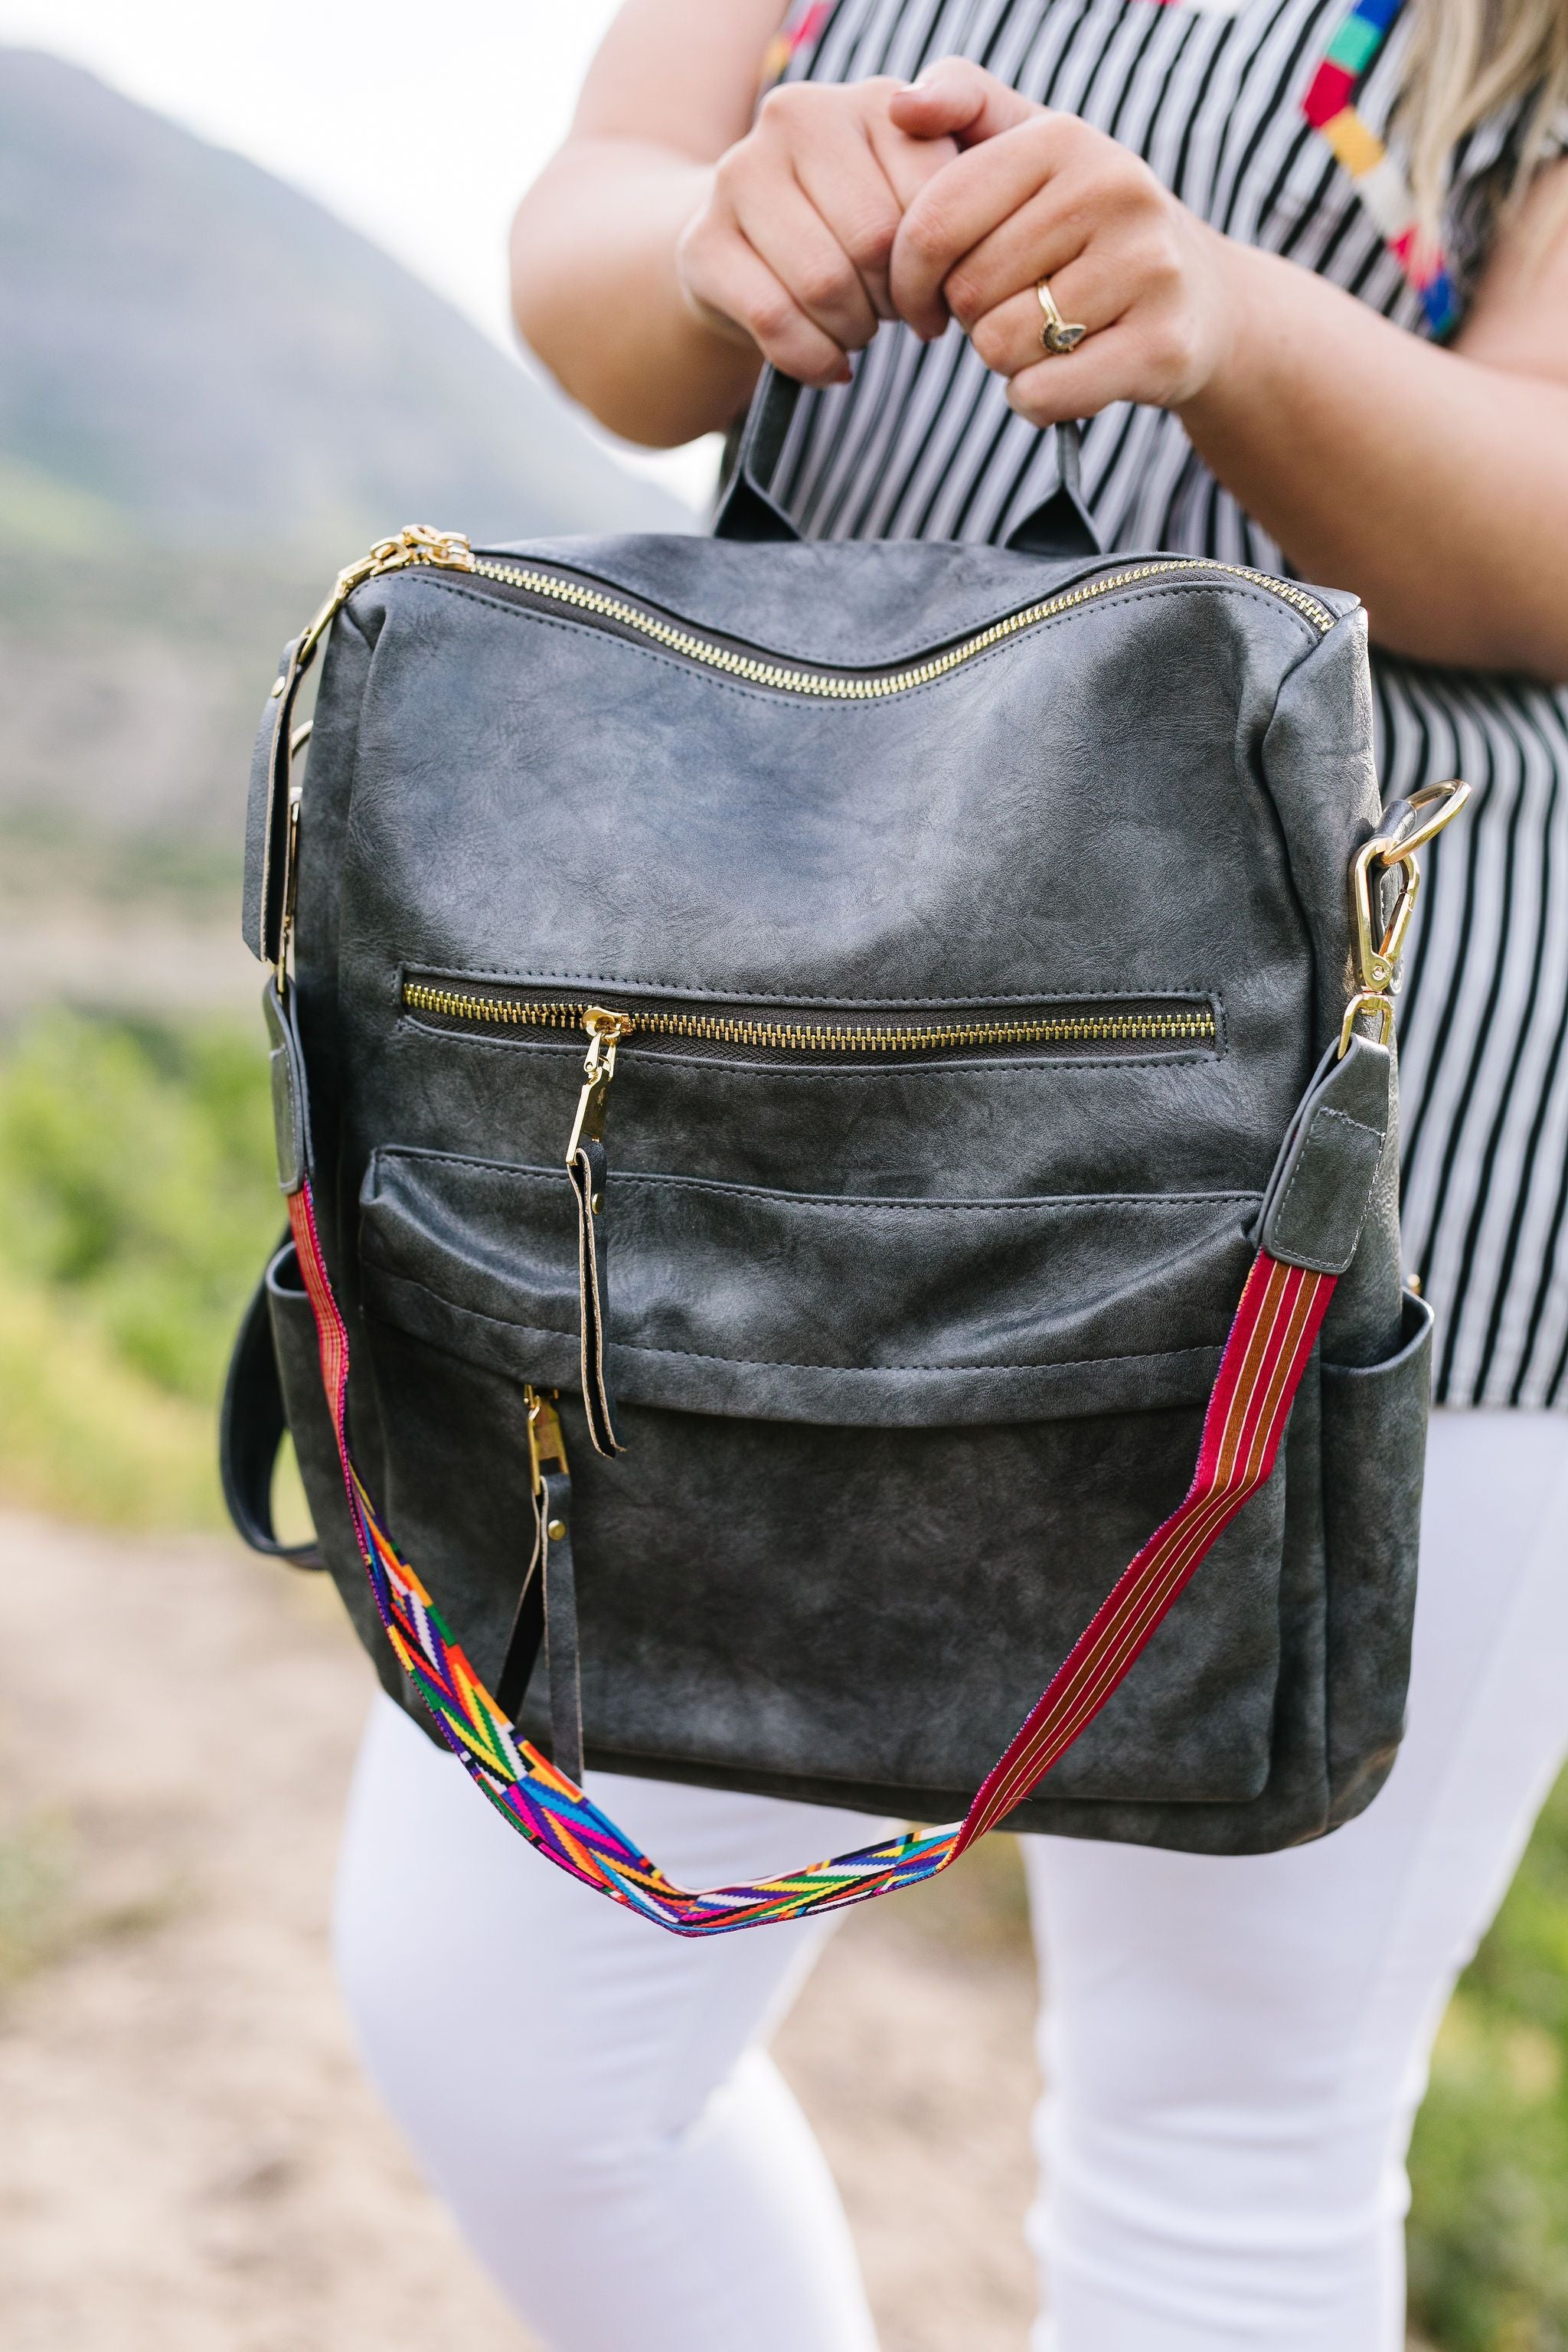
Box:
286 1176 1332 1936
1303 0 1459 335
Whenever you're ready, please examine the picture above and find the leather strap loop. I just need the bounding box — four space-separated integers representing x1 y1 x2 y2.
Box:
1258 1034 1392 1274
217 1242 325 1570
712 368 804 543
714 367 1099 559
1001 420 1101 560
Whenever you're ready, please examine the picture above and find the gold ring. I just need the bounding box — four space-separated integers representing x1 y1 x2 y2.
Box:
1036 277 1087 355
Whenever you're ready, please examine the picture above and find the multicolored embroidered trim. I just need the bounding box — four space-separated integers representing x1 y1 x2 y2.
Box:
760 2 834 90
1303 0 1459 335
286 1177 1331 1936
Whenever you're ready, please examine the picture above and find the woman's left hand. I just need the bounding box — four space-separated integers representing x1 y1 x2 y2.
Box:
886 59 1244 425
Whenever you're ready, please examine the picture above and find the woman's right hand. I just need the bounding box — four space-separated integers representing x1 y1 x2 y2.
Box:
675 77 958 388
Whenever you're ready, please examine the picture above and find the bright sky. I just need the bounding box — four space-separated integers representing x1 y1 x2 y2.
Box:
0 0 718 504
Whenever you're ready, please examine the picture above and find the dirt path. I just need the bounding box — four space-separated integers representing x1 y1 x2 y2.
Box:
0 1511 1040 2350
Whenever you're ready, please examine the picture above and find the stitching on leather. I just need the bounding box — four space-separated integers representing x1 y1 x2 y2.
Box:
361 1260 1227 1379
1272 1108 1383 1240
395 1023 1220 1080
368 1147 1260 1214
1269 1109 1383 1273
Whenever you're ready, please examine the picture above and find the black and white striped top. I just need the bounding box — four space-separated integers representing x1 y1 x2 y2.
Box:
773 0 1568 1409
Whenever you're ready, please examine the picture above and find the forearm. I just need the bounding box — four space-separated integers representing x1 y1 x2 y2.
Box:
1181 239 1568 680
511 137 760 446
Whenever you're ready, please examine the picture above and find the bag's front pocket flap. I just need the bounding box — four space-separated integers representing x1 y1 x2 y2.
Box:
360 1146 1261 1428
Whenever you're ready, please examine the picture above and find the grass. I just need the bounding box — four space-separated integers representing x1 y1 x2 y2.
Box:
1407 1769 1568 2351
0 1006 280 1528
0 1005 1565 2344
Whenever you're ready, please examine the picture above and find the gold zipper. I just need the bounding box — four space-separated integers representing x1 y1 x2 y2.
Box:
462 554 1334 699
315 525 1333 707
406 983 1217 1169
400 982 1217 1057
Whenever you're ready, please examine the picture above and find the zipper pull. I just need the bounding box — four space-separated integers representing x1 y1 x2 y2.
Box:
566 1006 633 1164
566 1009 631 1461
525 1384 568 1494
299 525 475 661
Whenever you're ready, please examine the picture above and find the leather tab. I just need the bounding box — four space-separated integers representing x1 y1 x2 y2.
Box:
569 1139 624 1456
540 1467 584 1782
244 639 304 966
1259 1034 1391 1276
263 978 312 1194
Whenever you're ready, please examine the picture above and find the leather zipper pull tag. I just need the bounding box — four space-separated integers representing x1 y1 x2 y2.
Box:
538 1465 584 1786
495 1538 544 1729
567 1010 629 1459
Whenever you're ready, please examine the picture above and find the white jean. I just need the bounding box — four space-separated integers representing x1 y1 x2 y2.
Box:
334 1409 1568 2350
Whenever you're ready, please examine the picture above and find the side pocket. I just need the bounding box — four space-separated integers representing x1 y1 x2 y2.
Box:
1320 1289 1434 1827
266 1243 429 1727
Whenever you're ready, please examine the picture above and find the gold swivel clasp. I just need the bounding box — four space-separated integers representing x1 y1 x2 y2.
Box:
1340 779 1470 1057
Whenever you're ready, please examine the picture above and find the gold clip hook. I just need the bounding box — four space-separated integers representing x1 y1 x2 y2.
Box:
1341 780 1469 1057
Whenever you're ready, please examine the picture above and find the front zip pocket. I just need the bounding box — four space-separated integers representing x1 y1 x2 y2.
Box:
400 977 1220 1070
401 973 1221 1461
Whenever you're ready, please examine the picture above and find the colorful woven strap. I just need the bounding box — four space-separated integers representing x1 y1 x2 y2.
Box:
1303 0 1459 336
760 1 833 90
286 1178 1331 1935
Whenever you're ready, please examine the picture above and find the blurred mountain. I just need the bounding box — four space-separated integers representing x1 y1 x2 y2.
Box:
0 45 683 550
0 48 692 981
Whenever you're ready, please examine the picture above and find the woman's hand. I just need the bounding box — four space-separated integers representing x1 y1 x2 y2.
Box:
887 60 1241 426
675 77 959 388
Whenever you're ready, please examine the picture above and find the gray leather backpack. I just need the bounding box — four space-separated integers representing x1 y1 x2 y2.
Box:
221 374 1464 1936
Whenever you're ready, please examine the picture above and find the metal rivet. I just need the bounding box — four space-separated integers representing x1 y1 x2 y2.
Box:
591 1192 603 1215
547 1518 567 1542
270 676 286 697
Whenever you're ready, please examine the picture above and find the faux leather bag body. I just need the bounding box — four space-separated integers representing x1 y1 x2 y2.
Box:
225 381 1444 1868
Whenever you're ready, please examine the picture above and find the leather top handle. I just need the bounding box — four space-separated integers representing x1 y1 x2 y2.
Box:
714 364 1102 560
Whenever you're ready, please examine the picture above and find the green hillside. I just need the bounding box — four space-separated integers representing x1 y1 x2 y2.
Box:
0 46 682 550
0 47 688 943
